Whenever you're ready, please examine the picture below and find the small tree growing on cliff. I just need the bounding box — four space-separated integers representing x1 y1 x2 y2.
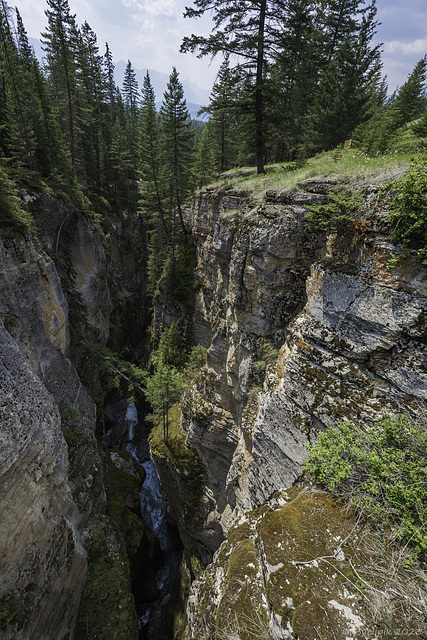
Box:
145 362 183 441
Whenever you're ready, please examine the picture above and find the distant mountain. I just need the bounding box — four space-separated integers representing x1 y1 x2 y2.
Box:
114 60 210 116
29 38 210 118
29 37 44 61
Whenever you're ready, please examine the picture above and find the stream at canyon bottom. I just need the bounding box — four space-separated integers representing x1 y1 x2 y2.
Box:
113 402 183 638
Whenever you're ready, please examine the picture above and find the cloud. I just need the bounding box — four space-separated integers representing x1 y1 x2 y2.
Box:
121 0 144 10
384 38 427 57
144 0 176 17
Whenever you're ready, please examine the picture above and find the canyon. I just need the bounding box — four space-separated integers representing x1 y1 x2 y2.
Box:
0 169 426 639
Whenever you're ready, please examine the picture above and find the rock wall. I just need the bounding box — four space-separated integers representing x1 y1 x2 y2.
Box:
0 234 101 639
154 177 427 562
0 193 148 638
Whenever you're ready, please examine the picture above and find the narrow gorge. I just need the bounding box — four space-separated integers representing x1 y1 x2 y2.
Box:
1 167 426 640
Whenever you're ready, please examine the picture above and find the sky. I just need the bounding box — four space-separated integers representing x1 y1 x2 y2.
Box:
14 0 427 97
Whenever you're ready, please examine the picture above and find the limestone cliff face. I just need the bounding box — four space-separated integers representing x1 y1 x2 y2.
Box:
0 234 101 639
26 192 147 351
0 193 147 638
156 177 427 560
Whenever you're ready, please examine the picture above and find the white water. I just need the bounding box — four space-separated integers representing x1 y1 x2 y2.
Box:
140 460 170 551
120 401 183 630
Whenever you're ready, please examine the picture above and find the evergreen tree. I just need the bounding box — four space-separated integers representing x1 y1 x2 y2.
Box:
201 54 239 173
193 121 215 187
302 0 381 154
104 42 116 117
76 21 109 193
268 0 321 160
15 7 69 178
121 59 139 193
122 59 139 116
354 58 427 154
140 72 165 224
181 0 286 174
15 7 33 63
160 67 194 246
0 1 36 167
388 57 427 130
139 71 169 293
42 0 80 168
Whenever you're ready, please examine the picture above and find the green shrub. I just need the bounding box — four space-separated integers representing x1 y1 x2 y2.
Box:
62 405 81 424
383 158 427 264
303 414 427 558
304 189 362 234
0 591 21 629
0 164 35 237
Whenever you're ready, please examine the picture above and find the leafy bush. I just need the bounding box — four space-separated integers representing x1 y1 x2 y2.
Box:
303 414 427 558
384 158 427 264
304 189 362 234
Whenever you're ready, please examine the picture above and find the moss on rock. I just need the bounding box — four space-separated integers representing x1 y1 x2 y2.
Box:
186 489 376 640
74 514 139 640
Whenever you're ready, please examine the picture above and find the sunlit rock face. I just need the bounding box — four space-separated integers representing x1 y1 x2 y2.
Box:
161 180 427 559
183 488 393 640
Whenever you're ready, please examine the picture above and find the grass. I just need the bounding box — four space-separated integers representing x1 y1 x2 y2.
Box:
207 149 418 202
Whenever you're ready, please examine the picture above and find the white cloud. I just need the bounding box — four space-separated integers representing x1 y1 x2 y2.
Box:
144 0 176 17
121 0 144 9
384 38 427 56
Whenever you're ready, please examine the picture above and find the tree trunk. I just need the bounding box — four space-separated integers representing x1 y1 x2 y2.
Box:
255 0 267 174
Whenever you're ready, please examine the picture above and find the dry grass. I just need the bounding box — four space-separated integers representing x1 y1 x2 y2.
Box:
206 149 417 203
354 528 427 636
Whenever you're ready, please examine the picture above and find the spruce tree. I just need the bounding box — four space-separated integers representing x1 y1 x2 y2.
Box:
76 21 110 193
201 54 239 173
139 71 169 292
0 1 36 168
104 42 116 117
388 57 427 130
181 0 287 174
42 0 80 168
302 0 381 154
122 60 139 117
15 7 69 178
160 67 194 245
140 72 164 224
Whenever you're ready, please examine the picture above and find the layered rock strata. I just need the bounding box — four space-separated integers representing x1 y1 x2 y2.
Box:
0 234 101 639
154 178 427 562
0 193 147 638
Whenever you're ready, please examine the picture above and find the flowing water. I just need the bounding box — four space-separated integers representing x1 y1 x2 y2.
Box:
120 402 183 636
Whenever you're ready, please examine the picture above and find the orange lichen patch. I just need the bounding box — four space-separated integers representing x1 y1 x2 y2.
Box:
306 266 324 301
354 218 372 233
326 232 338 255
41 276 67 352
